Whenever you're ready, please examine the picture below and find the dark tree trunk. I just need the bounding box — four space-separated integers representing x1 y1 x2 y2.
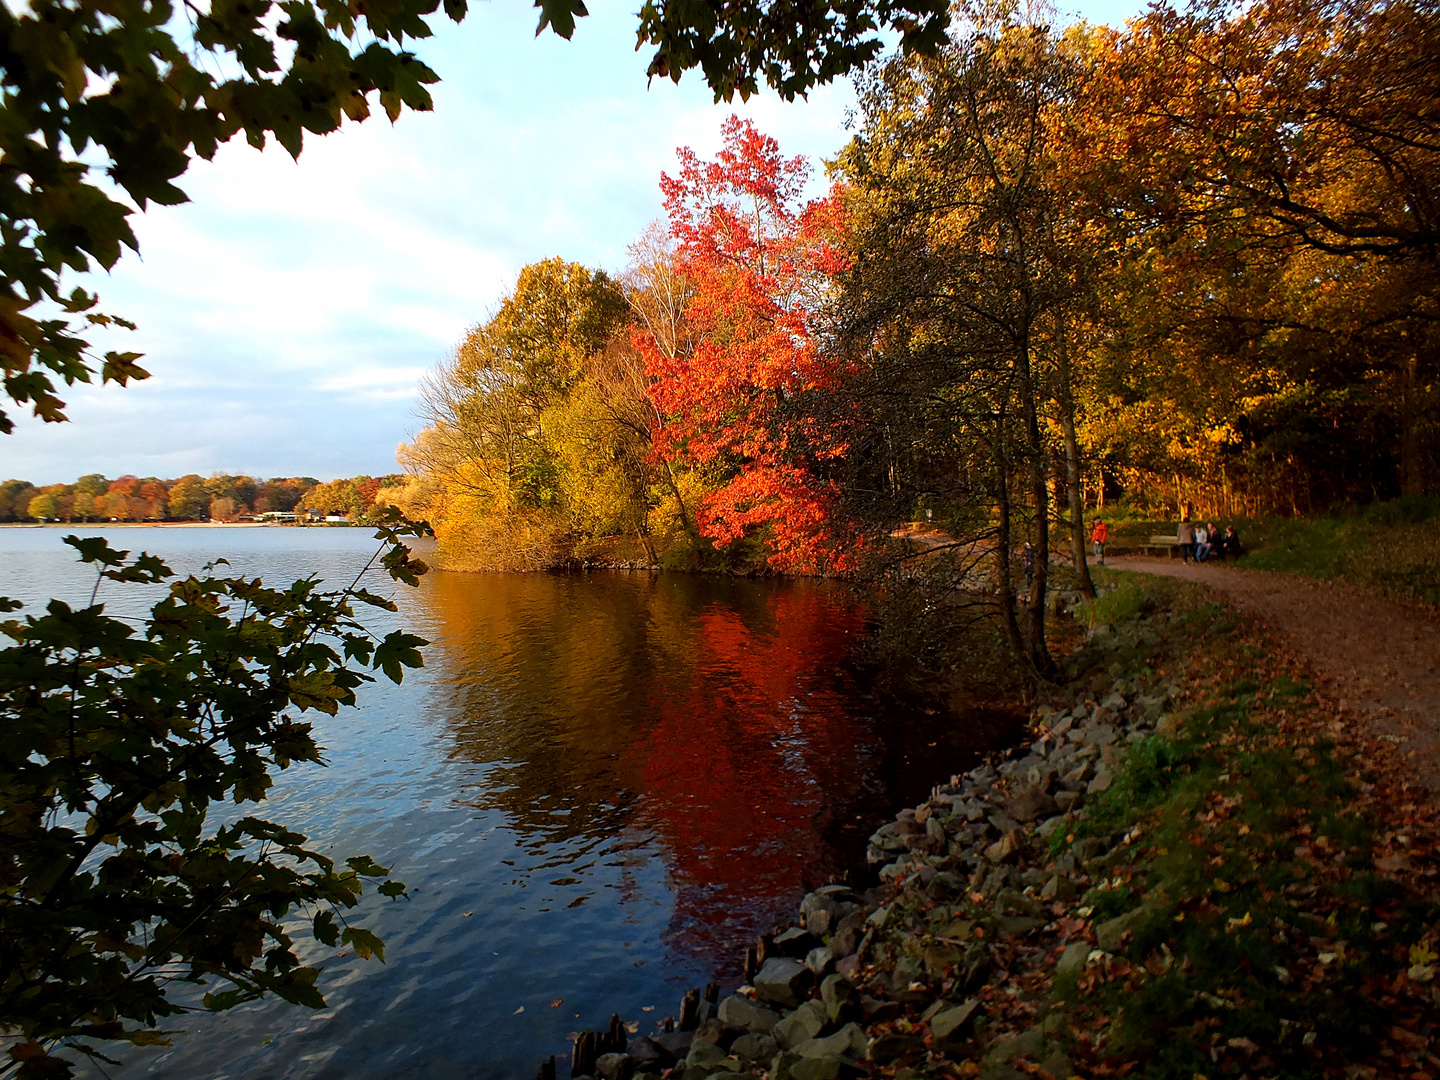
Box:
1055 313 1095 599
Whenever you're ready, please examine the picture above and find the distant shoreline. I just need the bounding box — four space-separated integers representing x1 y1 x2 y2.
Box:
0 521 357 528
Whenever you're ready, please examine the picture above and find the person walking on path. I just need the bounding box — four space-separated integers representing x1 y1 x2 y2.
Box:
1178 518 1196 563
1091 519 1108 565
1022 541 1035 591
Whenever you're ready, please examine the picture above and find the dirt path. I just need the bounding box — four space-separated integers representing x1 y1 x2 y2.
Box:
1110 556 1440 793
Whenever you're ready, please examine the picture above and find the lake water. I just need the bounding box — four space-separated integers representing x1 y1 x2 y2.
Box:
0 526 1021 1079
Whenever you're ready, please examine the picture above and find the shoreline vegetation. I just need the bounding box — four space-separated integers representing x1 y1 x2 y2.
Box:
545 572 1439 1080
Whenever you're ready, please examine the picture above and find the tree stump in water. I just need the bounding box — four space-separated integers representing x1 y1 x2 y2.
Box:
678 988 700 1031
536 1056 556 1080
570 1030 597 1078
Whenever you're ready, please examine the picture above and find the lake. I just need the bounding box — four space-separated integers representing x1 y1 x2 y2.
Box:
0 526 1021 1079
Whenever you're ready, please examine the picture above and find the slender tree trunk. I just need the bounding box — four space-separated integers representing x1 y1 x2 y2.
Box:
994 475 1028 673
1017 339 1054 675
1054 313 1095 599
1401 348 1424 495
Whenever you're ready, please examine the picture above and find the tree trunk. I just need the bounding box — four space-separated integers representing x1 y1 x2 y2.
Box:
1401 349 1424 495
1016 339 1054 676
1054 313 1095 599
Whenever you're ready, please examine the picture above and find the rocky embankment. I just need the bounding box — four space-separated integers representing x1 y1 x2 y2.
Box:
545 609 1182 1080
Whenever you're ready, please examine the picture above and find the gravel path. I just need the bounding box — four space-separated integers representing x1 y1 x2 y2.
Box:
1110 556 1440 793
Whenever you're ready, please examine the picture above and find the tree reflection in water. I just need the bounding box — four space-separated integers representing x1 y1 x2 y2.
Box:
418 571 1020 979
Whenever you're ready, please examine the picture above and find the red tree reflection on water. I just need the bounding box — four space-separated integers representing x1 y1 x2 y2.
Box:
625 586 876 974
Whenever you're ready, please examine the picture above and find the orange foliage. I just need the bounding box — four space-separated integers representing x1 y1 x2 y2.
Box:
641 117 858 573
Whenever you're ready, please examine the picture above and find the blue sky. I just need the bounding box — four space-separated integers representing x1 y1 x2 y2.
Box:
4 0 1144 485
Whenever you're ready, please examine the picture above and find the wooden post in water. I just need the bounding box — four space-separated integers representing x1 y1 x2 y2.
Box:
571 1030 597 1078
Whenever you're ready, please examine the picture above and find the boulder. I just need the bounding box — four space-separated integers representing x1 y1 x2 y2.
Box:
773 927 819 958
867 1031 926 1065
930 999 981 1049
1087 767 1114 795
1055 941 1091 979
627 1038 671 1070
828 910 868 958
652 1030 695 1060
729 1032 778 1064
595 1053 633 1080
793 1022 867 1059
754 958 808 1009
1096 905 1148 953
1005 785 1058 825
772 1000 828 1050
804 946 834 976
717 995 779 1033
819 974 861 1025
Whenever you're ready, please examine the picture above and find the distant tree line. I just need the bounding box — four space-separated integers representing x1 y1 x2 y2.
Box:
0 473 408 524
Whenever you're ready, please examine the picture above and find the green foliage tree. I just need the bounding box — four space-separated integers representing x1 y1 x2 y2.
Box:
165 476 209 521
23 493 57 521
0 514 431 1076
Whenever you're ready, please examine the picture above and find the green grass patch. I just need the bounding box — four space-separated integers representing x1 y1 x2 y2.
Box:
1044 580 1426 1076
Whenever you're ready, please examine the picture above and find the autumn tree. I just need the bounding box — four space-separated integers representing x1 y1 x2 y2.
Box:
836 17 1105 671
640 116 855 573
1084 0 1440 505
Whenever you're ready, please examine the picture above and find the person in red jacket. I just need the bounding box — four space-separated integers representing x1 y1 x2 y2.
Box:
1091 518 1108 565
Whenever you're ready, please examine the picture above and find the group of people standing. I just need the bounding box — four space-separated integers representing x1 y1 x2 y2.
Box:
1176 519 1241 563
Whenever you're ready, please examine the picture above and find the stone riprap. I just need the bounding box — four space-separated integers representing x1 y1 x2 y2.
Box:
546 606 1183 1080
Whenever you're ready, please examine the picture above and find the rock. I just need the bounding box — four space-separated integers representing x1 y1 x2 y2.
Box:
828 910 868 958
984 830 1021 863
1005 785 1058 824
1101 691 1127 712
1055 941 1090 979
1051 715 1075 737
1040 1050 1078 1078
993 888 1043 917
930 999 981 1049
729 1033 778 1064
773 927 819 957
793 1022 867 1059
628 1038 671 1069
1040 874 1074 901
1035 814 1067 840
996 915 1045 937
800 892 838 935
652 1030 695 1060
866 904 891 930
925 815 947 848
717 995 779 1033
1087 767 1114 795
986 1028 1046 1064
925 871 965 900
595 1053 632 1080
1155 712 1180 736
867 1031 926 1065
789 1056 844 1080
1053 789 1082 812
690 1019 726 1048
1096 906 1148 953
804 946 834 976
820 974 861 1024
773 1000 828 1050
682 1041 729 1077
754 957 809 1009
834 953 863 980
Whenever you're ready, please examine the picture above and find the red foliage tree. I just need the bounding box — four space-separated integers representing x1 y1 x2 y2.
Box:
641 117 855 572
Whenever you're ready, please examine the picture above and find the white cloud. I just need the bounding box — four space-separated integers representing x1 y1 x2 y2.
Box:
3 0 1144 484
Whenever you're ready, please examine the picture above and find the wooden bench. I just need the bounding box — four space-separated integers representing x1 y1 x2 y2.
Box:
1106 535 1182 558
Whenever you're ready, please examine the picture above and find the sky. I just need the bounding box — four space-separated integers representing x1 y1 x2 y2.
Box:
3 0 1145 486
